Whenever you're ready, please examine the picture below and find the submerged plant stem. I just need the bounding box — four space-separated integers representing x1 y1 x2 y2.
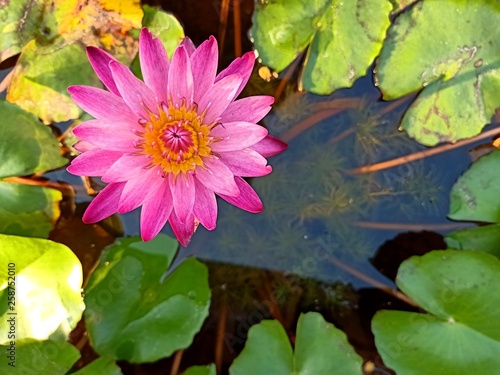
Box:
233 0 242 57
170 349 184 375
282 98 363 142
218 0 230 58
352 221 471 231
327 255 419 307
4 176 75 196
274 52 304 103
215 291 227 375
350 126 500 174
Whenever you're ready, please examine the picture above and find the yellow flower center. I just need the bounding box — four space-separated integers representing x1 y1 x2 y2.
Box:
135 100 214 176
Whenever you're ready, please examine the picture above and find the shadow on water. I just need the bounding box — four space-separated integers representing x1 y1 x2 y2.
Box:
6 0 495 373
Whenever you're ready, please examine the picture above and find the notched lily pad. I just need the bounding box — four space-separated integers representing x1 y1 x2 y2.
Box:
229 312 363 374
84 234 211 363
252 0 392 94
183 364 216 375
72 356 122 375
376 1 500 146
372 250 500 375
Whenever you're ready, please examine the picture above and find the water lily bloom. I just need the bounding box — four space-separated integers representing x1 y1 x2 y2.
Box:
67 28 286 246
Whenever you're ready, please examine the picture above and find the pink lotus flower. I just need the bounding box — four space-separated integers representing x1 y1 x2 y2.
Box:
67 28 286 246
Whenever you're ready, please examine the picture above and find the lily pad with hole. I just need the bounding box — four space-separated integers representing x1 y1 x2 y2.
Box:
372 250 500 375
251 0 392 94
84 234 211 363
376 0 500 146
229 312 363 374
0 234 84 343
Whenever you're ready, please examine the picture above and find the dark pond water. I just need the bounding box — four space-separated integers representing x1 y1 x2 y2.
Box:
2 1 497 374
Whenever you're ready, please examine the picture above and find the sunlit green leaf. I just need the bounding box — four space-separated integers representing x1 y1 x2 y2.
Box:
0 181 61 238
376 1 500 146
72 356 122 375
0 234 84 343
252 0 392 94
445 224 500 259
7 40 100 124
0 339 80 375
183 364 216 375
0 100 67 178
131 6 184 79
372 250 500 375
84 234 211 363
230 312 362 374
449 150 500 222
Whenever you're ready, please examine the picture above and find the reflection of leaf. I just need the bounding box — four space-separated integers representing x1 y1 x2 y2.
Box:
0 234 84 342
84 234 211 363
449 150 500 223
230 312 363 374
373 250 500 375
72 356 122 375
251 0 392 94
376 1 500 146
0 100 67 177
0 181 61 238
7 40 101 124
0 339 80 375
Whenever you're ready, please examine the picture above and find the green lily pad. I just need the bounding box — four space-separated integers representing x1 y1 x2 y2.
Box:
0 0 56 62
183 364 216 375
0 100 67 178
7 40 100 124
0 339 80 375
0 234 84 343
372 250 500 375
376 1 500 146
449 150 500 223
72 356 122 375
251 0 392 94
131 6 184 79
84 234 211 363
229 312 363 374
445 224 500 259
0 181 62 238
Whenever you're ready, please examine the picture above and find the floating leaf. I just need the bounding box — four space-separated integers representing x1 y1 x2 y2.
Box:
0 339 80 375
84 234 211 363
72 356 122 375
7 40 101 124
372 250 500 375
130 6 184 79
183 364 216 375
52 0 142 63
449 150 500 222
0 234 84 343
0 100 67 178
376 1 500 146
0 181 62 238
230 312 363 374
445 224 500 259
251 0 392 94
0 0 55 62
